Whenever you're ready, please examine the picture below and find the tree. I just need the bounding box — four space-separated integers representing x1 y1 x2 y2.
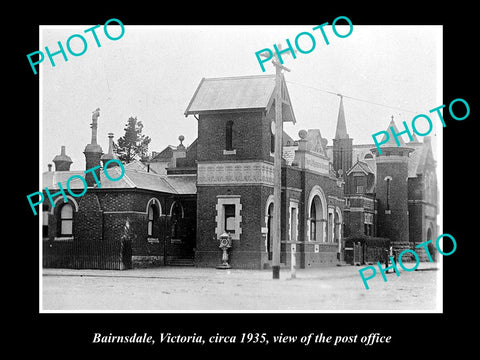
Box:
116 117 151 163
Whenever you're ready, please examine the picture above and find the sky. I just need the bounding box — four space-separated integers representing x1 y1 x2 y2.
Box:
40 24 442 172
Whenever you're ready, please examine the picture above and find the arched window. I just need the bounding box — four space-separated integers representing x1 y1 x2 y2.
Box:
147 204 156 237
364 153 373 159
310 201 317 241
307 186 327 242
270 131 275 153
267 202 274 260
334 207 342 243
226 120 233 151
60 203 73 236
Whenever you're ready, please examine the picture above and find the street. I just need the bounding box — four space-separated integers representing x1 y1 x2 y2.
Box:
42 263 440 312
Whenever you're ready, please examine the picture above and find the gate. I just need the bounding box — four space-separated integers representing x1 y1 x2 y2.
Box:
343 236 390 266
353 241 363 265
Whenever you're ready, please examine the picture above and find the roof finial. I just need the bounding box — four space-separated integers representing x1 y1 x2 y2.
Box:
178 135 185 150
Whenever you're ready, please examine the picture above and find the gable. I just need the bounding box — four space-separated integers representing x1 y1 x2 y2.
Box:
184 74 295 123
305 129 328 158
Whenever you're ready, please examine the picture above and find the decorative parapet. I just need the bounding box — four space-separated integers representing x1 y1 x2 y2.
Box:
197 161 274 186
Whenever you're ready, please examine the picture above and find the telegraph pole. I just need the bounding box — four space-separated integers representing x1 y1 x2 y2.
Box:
260 45 294 279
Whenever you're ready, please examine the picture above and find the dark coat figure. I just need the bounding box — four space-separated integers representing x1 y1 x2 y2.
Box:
120 218 133 269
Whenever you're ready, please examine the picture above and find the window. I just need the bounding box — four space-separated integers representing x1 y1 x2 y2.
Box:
364 213 374 236
266 202 274 259
310 201 317 241
42 204 50 238
386 178 391 210
307 188 326 242
364 153 373 159
60 203 73 236
334 208 342 243
215 196 242 240
270 131 275 154
354 176 365 194
328 211 334 242
224 204 236 234
226 120 233 151
290 206 298 242
147 204 155 236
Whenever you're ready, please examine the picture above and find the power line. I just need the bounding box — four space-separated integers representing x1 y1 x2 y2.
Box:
285 80 421 114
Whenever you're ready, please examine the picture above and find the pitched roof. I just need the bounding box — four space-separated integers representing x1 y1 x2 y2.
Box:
407 137 435 177
123 160 153 172
42 170 86 190
151 146 176 161
43 164 197 195
184 74 296 122
163 175 197 195
346 159 374 176
100 166 196 195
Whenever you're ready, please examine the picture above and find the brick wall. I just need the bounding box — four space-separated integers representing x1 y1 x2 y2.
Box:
44 188 196 269
197 111 272 162
196 184 265 269
75 193 103 243
375 159 410 244
344 211 364 238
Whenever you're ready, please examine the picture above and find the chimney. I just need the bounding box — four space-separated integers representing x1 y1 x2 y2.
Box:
84 108 103 186
52 145 73 171
172 135 187 167
292 130 308 168
101 132 119 168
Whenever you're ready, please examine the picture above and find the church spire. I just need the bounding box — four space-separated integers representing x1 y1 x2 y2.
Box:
332 95 353 178
334 95 349 140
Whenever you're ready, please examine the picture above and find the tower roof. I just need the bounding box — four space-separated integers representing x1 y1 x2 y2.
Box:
375 117 414 151
383 118 406 147
184 74 296 123
334 96 349 139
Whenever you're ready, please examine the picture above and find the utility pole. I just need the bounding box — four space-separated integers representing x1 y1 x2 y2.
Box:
259 44 295 279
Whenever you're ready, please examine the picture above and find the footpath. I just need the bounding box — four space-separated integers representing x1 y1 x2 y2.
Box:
42 261 440 281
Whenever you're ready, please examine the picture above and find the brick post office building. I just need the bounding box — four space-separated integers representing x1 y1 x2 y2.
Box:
42 74 438 270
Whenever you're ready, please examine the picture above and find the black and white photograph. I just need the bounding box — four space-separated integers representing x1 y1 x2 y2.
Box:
16 5 476 356
38 23 442 312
